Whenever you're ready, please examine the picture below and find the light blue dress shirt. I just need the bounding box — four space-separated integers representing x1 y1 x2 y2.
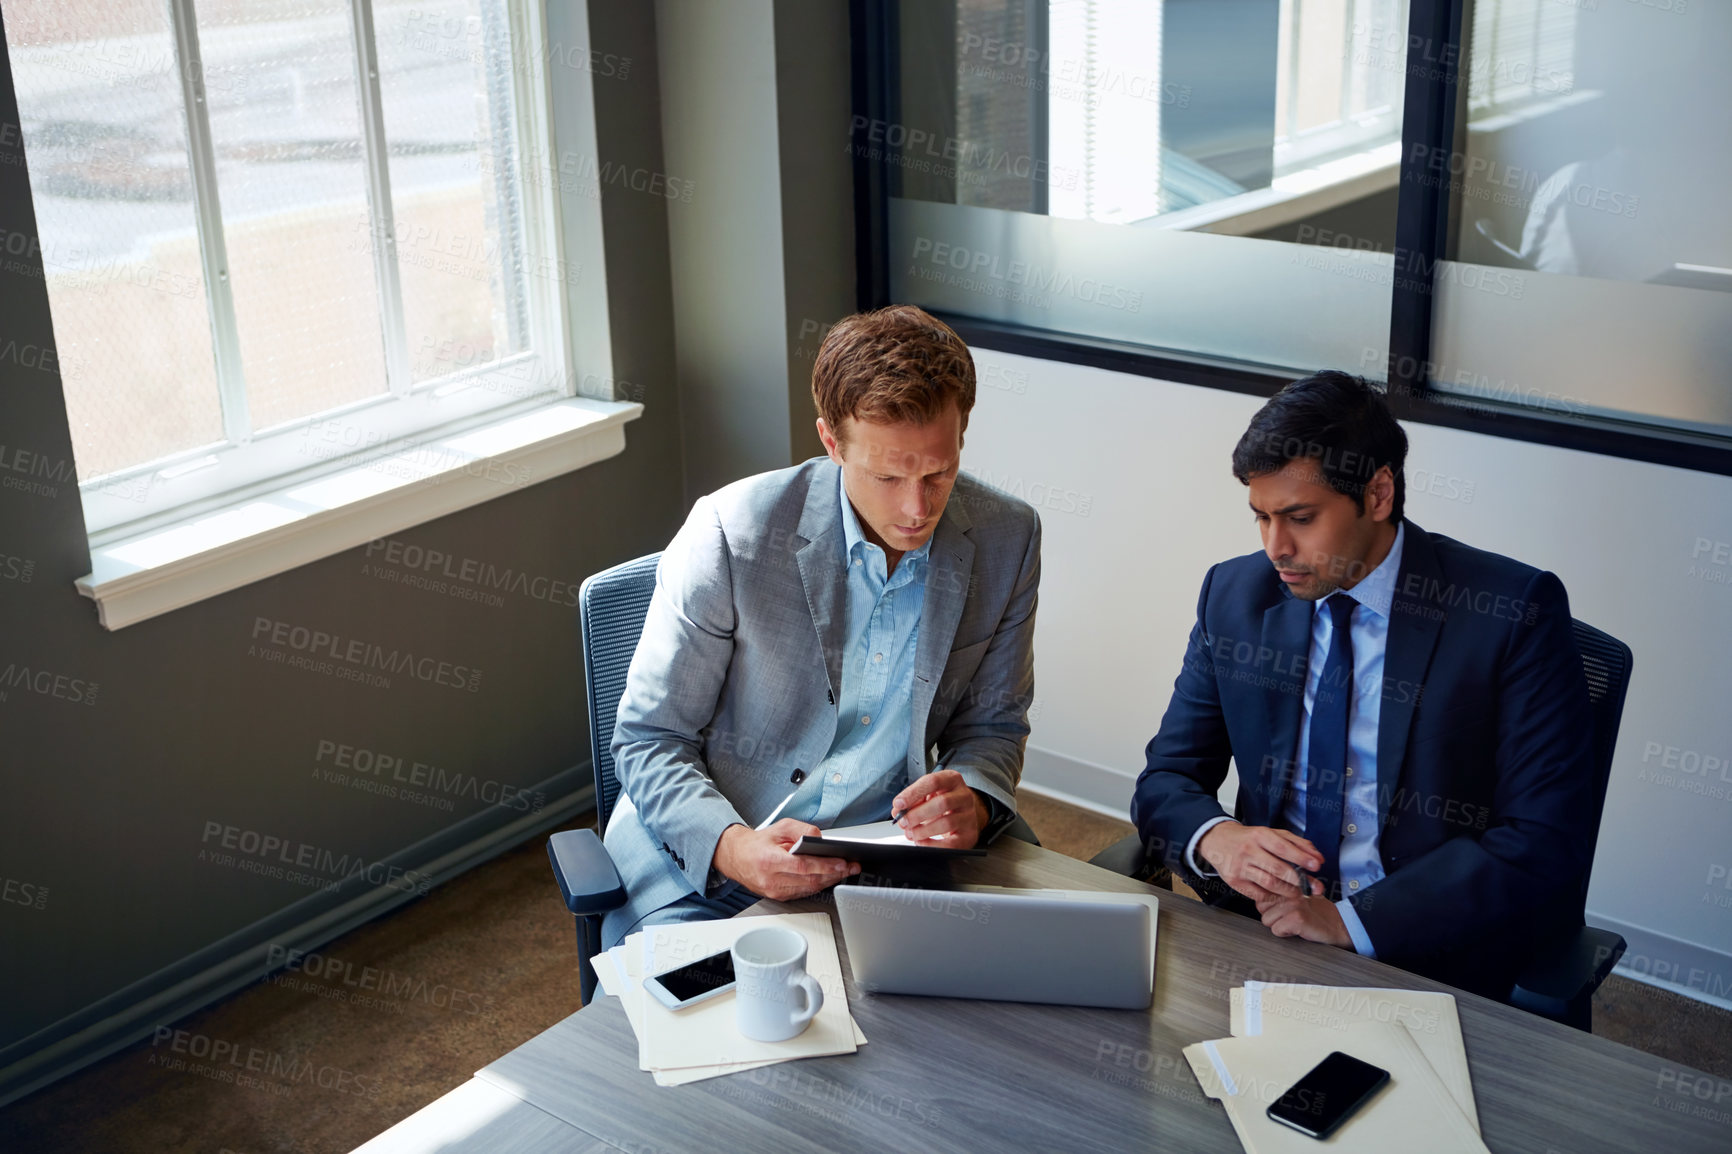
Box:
778 469 930 828
1187 523 1407 958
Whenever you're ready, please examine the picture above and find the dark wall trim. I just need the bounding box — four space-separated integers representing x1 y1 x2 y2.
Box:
940 314 1293 402
848 0 893 310
943 315 1732 480
1386 0 1465 399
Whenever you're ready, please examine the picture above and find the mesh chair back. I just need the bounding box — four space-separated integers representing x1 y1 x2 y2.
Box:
1570 618 1634 906
579 553 663 833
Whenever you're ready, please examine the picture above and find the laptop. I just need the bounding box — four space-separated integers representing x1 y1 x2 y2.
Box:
834 884 1159 1010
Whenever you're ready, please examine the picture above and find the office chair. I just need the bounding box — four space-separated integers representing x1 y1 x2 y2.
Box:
547 550 1045 1003
1508 620 1632 1029
546 552 660 1005
1089 618 1633 1031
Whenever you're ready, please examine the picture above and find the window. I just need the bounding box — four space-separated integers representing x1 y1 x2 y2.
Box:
884 0 1408 380
1433 0 1732 435
1040 0 1410 222
1273 0 1407 179
860 0 1732 463
4 0 571 536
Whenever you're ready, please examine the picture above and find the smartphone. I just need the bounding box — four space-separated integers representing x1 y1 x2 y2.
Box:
1265 1051 1390 1140
642 948 737 1011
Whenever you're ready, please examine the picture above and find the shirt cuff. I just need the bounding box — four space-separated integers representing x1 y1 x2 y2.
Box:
973 789 1013 842
1185 816 1235 877
1336 897 1377 958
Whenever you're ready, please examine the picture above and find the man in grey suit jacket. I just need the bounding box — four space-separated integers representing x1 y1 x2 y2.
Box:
601 306 1041 946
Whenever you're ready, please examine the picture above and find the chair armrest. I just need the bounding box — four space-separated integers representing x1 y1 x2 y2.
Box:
1087 834 1173 889
1515 925 1626 1003
547 829 627 917
1089 834 1149 877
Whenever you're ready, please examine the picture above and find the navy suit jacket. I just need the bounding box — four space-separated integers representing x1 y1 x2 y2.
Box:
1131 522 1596 998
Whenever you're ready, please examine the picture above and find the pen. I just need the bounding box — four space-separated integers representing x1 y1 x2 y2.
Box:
891 751 952 827
755 787 799 831
755 768 809 831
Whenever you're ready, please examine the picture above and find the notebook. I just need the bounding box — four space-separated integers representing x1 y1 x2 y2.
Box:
790 820 985 870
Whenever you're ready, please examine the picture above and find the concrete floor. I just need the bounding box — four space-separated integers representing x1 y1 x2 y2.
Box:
1 792 1727 1153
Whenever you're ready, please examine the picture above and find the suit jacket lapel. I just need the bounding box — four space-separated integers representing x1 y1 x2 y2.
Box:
910 496 975 770
1259 593 1313 823
1377 521 1446 833
794 466 847 704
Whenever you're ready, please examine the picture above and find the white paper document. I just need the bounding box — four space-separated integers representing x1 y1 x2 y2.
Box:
643 912 857 1071
592 912 867 1087
1229 981 1477 1132
1184 1020 1488 1154
814 820 920 845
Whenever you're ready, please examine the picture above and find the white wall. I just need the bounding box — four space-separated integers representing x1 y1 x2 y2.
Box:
962 346 1732 1007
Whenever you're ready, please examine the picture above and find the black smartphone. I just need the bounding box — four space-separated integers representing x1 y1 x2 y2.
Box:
1265 1051 1390 1140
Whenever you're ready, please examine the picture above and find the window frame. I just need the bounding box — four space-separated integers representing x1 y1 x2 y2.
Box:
1271 0 1408 178
849 0 1732 479
70 0 579 539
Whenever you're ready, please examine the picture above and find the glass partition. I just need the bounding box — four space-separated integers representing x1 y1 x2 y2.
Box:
886 0 1410 375
870 0 1732 447
1432 0 1732 435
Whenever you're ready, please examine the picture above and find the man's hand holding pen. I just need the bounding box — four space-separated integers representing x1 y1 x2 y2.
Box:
713 765 989 898
890 768 991 848
1198 821 1352 949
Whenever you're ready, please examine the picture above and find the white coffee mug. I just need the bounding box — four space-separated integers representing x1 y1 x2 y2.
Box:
731 926 824 1042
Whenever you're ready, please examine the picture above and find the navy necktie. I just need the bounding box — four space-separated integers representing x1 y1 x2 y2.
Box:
1305 593 1357 883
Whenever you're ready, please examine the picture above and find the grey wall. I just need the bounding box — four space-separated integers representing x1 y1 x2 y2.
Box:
657 0 794 502
773 0 856 466
0 1 693 1102
657 0 857 505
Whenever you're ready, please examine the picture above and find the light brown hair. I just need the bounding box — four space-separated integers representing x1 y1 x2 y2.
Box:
811 305 975 440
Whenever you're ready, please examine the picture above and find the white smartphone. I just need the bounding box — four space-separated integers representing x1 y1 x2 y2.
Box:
642 948 737 1011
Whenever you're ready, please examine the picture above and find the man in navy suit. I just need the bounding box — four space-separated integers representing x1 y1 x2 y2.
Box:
1131 371 1596 998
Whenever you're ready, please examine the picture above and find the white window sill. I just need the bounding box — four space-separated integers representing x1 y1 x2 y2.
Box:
75 398 642 631
1150 141 1402 237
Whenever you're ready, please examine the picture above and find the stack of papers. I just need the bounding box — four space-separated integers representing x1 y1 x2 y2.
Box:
1183 982 1486 1153
590 911 866 1086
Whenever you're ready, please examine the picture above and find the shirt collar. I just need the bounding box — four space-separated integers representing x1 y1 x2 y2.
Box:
838 466 932 566
1326 521 1404 620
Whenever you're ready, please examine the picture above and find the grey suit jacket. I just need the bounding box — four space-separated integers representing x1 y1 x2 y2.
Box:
601 457 1041 944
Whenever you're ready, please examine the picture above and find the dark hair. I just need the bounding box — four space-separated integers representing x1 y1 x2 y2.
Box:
1231 370 1407 522
811 305 975 439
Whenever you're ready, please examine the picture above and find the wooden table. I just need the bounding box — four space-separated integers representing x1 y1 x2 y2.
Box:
351 1078 609 1154
360 840 1731 1153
